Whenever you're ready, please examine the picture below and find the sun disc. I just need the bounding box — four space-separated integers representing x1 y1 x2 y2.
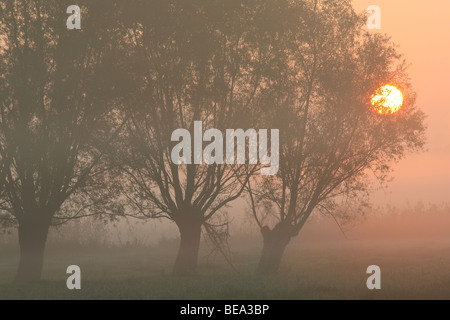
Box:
370 85 403 115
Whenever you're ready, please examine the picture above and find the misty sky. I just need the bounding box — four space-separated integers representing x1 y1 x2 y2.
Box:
354 0 450 206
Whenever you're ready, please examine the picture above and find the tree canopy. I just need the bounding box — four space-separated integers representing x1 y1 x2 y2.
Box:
246 0 426 274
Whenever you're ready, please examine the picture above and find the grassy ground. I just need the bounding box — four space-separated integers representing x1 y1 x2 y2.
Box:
2 236 450 299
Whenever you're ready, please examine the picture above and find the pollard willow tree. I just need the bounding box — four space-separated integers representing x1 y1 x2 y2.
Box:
0 0 121 282
246 0 426 274
109 0 288 275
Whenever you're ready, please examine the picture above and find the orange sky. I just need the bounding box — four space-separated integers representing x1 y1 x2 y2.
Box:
353 0 450 205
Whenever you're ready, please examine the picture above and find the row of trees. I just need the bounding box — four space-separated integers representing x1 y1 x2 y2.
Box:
0 0 425 283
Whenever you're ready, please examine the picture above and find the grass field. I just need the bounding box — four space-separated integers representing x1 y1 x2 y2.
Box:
2 234 450 300
3 207 450 300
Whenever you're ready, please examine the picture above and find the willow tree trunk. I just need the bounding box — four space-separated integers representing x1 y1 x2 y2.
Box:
257 223 293 275
14 215 51 283
173 214 202 276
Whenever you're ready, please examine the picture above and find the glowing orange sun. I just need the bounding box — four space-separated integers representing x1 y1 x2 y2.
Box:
370 85 403 115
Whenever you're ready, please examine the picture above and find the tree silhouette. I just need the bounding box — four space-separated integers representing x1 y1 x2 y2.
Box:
0 0 121 282
108 0 289 275
246 0 426 274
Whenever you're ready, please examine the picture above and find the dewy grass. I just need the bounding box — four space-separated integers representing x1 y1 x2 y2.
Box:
2 236 450 300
